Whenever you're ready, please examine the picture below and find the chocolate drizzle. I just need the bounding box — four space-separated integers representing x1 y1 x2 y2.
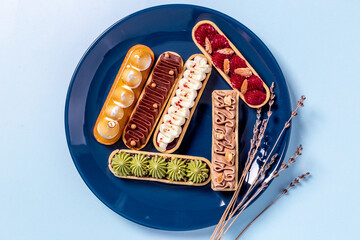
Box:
212 90 238 190
124 53 182 148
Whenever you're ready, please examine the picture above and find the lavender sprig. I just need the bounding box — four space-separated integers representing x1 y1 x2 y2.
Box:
212 85 276 240
216 146 305 240
212 94 306 240
236 172 311 239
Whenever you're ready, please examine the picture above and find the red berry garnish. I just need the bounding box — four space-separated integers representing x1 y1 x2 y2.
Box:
212 52 231 70
194 24 217 47
230 74 245 90
244 90 266 105
210 34 230 51
247 75 264 91
230 55 247 75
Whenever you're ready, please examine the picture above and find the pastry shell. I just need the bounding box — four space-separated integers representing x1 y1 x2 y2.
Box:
108 149 212 186
192 20 270 108
211 90 239 191
93 44 154 145
123 52 183 150
153 54 212 153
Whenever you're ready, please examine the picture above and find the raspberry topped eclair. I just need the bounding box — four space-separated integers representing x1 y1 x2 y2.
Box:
192 20 270 108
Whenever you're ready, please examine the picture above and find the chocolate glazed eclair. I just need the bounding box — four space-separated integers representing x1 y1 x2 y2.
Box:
123 52 183 150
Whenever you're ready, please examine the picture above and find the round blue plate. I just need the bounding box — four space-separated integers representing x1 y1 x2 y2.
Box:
65 4 291 231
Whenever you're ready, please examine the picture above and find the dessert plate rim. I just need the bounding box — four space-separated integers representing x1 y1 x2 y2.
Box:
64 4 291 231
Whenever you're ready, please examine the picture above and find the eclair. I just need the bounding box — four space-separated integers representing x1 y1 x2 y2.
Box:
192 20 270 108
123 52 183 150
211 90 239 191
93 45 154 145
108 149 211 186
153 54 212 153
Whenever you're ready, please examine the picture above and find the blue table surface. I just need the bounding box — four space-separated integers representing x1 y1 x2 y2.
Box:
1 0 359 239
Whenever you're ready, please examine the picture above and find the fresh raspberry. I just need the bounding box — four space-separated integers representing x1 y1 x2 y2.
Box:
245 90 266 105
230 55 247 75
212 52 231 70
210 34 230 51
194 24 217 47
247 75 264 91
230 74 245 90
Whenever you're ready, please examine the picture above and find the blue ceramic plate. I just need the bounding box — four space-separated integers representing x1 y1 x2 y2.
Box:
65 4 291 231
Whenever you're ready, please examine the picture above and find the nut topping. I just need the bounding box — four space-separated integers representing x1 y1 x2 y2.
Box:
169 70 174 75
224 95 232 106
164 53 169 58
216 173 224 183
234 67 252 77
240 79 248 95
130 140 136 146
217 48 234 55
130 124 136 129
225 151 233 162
205 37 212 54
151 82 156 88
153 103 158 109
215 132 224 140
223 59 230 75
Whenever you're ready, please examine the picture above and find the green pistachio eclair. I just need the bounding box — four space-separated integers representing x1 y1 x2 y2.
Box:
130 154 149 177
148 155 167 179
167 158 186 181
111 152 132 176
186 160 209 183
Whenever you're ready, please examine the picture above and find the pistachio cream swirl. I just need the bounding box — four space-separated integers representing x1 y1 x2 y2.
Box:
130 154 149 177
167 158 187 181
186 160 209 183
111 152 132 176
148 155 167 179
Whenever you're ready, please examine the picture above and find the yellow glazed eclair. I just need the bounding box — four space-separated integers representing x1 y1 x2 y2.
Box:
93 45 154 145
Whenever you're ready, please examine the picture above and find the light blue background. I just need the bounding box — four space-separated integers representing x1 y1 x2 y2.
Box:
1 0 359 239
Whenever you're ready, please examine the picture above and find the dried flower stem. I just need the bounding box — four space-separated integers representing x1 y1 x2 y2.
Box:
216 137 301 239
212 94 306 240
236 172 310 239
218 185 267 239
211 84 276 240
235 195 281 240
216 147 303 240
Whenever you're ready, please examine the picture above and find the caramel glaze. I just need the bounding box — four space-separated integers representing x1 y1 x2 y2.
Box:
124 53 182 149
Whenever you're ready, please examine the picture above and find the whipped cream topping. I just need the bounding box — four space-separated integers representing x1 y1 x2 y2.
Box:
157 56 211 151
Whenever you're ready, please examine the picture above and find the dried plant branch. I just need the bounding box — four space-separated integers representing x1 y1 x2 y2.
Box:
216 146 304 240
236 172 310 239
237 148 302 212
211 94 306 240
211 84 276 240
